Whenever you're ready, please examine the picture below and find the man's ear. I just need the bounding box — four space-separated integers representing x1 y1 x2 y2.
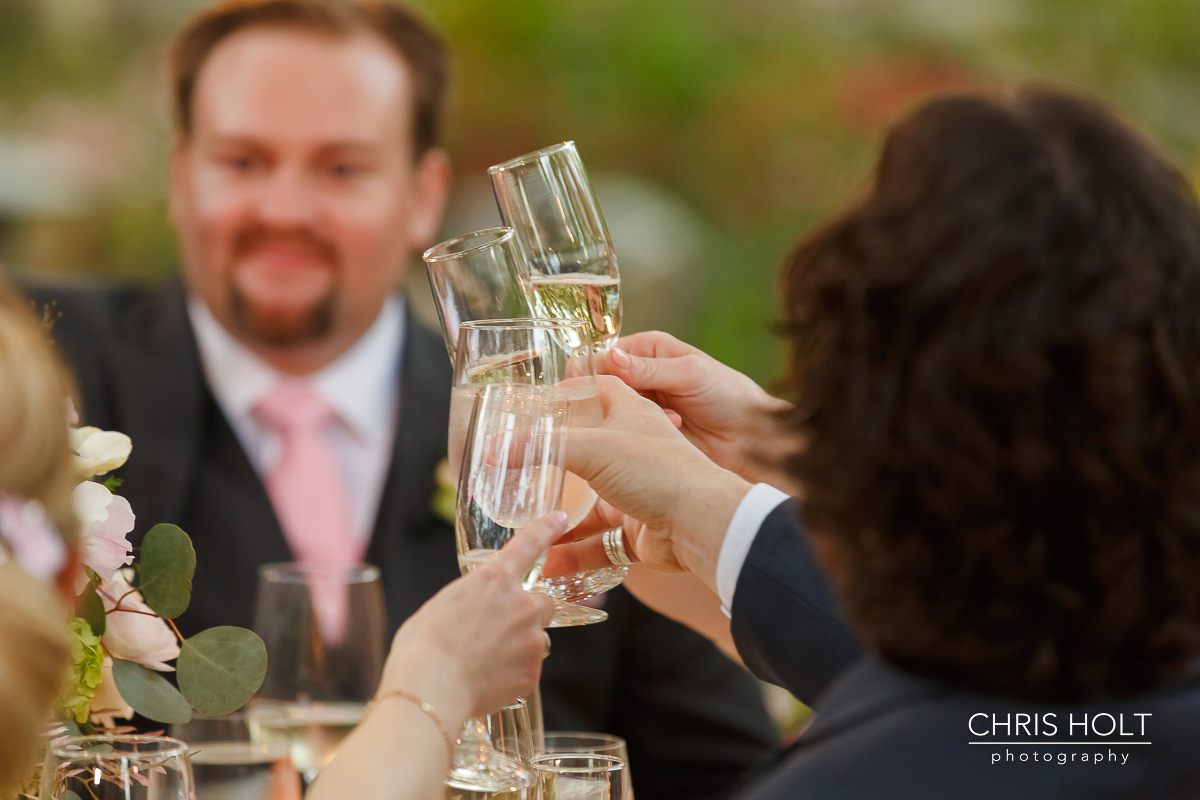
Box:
407 146 453 247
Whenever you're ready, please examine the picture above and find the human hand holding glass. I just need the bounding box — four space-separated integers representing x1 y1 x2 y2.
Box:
453 321 626 623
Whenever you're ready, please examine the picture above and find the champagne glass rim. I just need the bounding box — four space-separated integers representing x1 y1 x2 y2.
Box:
458 318 586 332
258 562 380 583
488 140 577 173
423 227 516 262
531 753 625 773
48 734 189 759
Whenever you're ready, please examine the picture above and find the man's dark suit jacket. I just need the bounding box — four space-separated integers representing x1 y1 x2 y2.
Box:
730 501 1200 798
31 279 779 800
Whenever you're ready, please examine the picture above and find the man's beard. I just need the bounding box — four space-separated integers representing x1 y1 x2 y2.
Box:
227 226 339 346
229 283 337 346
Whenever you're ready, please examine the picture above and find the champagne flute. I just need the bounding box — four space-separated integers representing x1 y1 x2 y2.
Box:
423 227 534 358
452 320 626 620
40 735 195 800
448 383 570 799
251 563 386 784
489 141 622 354
531 754 627 800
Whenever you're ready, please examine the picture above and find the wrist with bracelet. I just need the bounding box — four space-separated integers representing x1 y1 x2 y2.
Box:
367 689 456 760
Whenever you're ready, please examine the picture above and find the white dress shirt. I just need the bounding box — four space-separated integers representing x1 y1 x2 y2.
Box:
187 297 405 547
716 482 791 616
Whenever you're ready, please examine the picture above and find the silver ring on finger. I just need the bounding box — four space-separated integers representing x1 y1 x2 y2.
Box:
602 528 634 567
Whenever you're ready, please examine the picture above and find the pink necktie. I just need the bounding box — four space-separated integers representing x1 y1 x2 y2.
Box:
255 384 362 643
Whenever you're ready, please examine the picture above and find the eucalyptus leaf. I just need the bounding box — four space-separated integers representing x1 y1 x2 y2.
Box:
111 658 192 724
78 584 105 636
137 523 195 619
178 627 267 716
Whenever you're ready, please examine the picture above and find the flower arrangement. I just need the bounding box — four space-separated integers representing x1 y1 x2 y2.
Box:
4 420 266 798
63 422 267 728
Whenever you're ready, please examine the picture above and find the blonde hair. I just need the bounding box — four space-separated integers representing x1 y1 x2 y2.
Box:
0 276 80 796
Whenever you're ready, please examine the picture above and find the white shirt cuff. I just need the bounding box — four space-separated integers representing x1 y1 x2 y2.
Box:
716 483 790 617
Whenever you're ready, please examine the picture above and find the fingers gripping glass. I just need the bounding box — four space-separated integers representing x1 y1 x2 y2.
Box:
451 320 626 624
457 383 608 626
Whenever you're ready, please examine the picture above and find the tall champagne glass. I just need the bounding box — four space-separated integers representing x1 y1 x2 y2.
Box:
40 735 195 800
448 383 570 799
489 142 622 353
452 320 626 620
423 227 534 358
251 564 386 784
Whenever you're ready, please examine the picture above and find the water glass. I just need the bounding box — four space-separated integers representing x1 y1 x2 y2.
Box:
253 563 385 782
532 754 626 800
171 710 301 800
40 735 194 800
541 732 633 798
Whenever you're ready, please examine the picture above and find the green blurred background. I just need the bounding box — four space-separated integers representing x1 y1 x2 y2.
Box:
2 0 1199 384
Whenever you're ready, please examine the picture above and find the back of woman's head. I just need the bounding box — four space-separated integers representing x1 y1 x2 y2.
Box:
0 278 79 795
783 85 1200 701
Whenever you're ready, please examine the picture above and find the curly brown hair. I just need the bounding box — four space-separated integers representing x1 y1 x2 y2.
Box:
781 85 1200 701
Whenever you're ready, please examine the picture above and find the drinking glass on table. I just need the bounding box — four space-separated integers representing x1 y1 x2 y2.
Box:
489 141 622 354
453 320 627 622
541 733 633 799
171 710 301 800
251 563 386 784
40 735 195 800
532 754 627 800
423 227 534 358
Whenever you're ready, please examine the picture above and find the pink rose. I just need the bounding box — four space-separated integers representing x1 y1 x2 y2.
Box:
72 481 134 592
100 568 181 672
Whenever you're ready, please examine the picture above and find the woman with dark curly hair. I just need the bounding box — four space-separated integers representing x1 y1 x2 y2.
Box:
553 84 1200 797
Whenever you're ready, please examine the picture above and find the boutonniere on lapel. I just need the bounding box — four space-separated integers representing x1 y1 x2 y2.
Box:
431 458 457 525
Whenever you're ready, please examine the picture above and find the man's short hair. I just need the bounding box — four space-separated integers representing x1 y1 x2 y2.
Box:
170 0 448 155
781 85 1200 702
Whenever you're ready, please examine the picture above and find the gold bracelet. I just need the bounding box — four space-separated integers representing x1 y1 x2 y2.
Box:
368 689 455 760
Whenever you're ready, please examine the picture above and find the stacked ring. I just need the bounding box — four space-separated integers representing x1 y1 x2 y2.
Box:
602 528 634 567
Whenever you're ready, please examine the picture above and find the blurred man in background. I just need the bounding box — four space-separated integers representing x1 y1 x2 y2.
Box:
28 1 779 797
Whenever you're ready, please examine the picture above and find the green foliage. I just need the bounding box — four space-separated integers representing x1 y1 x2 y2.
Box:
6 0 1200 381
77 580 106 637
177 627 268 716
61 618 104 724
111 658 192 724
137 523 195 619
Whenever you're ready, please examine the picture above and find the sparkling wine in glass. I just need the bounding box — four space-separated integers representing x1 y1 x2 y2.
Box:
423 227 534 359
489 141 622 354
452 320 626 618
445 699 537 800
251 563 385 784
